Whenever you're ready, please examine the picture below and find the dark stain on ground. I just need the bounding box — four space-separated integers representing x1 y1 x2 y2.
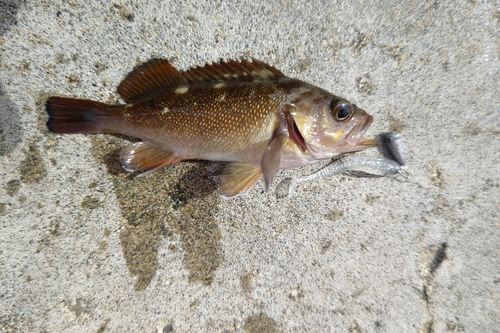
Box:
80 195 100 209
19 139 47 184
0 83 23 157
5 179 21 196
446 322 465 332
240 272 253 295
324 208 343 221
381 44 405 62
493 10 500 22
320 240 332 254
94 62 107 74
355 74 375 95
429 243 447 276
0 1 24 156
349 321 363 333
113 4 135 22
421 320 433 333
351 31 371 53
38 218 61 249
419 243 449 279
0 313 35 333
162 323 173 333
0 202 6 215
364 194 380 204
387 115 406 132
428 164 445 188
96 319 110 333
55 53 79 64
167 161 223 285
287 286 304 302
243 313 279 333
67 74 81 86
295 59 310 73
90 135 222 290
431 195 451 215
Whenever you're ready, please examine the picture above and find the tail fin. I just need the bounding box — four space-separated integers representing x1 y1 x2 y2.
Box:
46 97 108 134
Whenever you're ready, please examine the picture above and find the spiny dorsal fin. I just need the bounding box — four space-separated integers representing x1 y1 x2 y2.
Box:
117 59 188 103
182 58 285 84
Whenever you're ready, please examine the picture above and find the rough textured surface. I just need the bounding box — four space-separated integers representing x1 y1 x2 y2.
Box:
1 1 499 332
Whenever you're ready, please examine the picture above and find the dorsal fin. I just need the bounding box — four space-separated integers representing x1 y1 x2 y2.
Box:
117 59 188 103
182 58 285 84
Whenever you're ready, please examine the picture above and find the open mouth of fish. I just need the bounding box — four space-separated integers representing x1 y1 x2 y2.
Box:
346 115 377 148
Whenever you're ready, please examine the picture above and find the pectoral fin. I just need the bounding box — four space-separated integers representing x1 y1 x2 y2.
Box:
119 142 182 175
219 163 262 197
261 132 287 190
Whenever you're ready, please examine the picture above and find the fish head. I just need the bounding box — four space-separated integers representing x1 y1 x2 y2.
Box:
288 90 377 160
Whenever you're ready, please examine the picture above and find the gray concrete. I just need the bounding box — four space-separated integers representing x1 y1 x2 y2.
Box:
1 0 499 332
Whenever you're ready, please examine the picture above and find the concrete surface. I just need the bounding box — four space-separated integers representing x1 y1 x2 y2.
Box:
1 0 499 332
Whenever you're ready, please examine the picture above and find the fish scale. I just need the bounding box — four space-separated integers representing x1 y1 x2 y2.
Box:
46 58 377 197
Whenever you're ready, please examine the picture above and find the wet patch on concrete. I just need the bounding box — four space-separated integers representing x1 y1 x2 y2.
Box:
387 115 406 132
240 272 253 295
5 179 21 196
170 167 223 285
324 207 343 221
96 319 110 333
427 162 445 188
419 243 448 280
90 135 222 290
80 195 100 209
113 4 135 22
0 202 6 215
19 139 47 184
351 31 371 54
0 83 23 157
37 218 61 250
356 74 375 95
349 321 363 333
243 313 279 333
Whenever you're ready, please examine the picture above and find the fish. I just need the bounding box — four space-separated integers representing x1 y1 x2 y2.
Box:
46 58 377 197
279 156 404 197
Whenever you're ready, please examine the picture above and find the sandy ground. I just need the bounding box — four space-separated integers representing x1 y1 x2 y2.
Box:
1 1 499 332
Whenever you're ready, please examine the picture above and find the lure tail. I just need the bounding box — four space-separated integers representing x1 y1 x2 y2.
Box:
46 97 111 134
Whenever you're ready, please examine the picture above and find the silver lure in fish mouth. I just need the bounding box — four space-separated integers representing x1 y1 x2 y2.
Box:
345 115 378 148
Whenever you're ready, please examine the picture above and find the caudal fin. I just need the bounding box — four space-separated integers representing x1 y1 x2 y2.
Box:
46 97 108 134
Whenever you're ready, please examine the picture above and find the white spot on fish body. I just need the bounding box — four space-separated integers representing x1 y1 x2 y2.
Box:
161 107 170 114
175 86 189 94
214 83 226 89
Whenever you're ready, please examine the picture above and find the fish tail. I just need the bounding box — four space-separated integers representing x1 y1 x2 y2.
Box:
46 97 109 134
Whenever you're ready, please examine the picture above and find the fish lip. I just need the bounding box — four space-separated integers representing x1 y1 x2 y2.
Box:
346 115 377 147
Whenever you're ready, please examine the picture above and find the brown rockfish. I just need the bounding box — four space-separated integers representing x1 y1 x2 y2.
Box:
46 58 376 197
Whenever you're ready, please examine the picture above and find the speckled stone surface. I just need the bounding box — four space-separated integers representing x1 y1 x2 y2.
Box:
1 1 499 332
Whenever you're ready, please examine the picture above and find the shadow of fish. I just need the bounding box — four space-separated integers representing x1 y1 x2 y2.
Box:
46 58 377 197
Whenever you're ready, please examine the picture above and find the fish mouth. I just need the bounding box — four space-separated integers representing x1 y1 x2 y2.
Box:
346 115 377 148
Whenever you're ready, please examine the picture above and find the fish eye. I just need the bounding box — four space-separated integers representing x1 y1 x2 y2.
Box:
332 101 353 122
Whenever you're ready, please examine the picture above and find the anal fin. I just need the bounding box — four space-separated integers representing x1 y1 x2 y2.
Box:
119 142 182 175
220 163 262 197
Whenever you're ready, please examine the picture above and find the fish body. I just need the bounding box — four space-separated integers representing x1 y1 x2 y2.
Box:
46 58 376 196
